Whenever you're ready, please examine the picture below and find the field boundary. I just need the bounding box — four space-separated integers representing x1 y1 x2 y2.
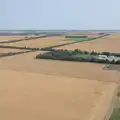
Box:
104 84 118 120
0 45 41 50
0 35 47 44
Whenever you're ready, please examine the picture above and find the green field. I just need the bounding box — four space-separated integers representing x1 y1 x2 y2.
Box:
110 89 120 120
73 54 96 59
110 108 120 120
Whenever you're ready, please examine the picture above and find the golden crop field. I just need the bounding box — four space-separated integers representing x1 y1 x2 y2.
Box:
0 36 25 41
56 34 120 53
0 51 119 83
1 36 72 48
0 34 120 120
0 48 25 53
0 69 118 120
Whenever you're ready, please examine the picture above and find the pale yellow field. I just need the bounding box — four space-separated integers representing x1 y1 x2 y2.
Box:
0 69 117 120
0 48 25 53
0 34 119 120
56 34 120 53
2 36 71 48
0 36 25 41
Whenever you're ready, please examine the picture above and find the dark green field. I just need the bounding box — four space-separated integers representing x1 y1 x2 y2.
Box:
110 108 120 120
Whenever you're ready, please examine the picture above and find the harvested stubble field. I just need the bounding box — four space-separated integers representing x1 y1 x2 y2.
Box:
2 36 71 48
0 51 119 83
0 36 25 41
56 34 120 53
0 34 120 120
0 69 118 120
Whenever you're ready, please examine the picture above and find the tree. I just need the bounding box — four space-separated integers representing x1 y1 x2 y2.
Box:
91 51 98 55
101 52 110 56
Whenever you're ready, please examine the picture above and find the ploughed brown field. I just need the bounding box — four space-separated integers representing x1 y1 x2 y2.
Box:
56 34 120 53
0 34 120 120
1 36 72 48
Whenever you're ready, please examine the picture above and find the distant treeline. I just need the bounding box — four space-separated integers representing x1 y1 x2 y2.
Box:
0 32 46 36
65 36 88 38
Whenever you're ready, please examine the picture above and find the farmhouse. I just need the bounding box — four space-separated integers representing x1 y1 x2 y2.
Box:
98 55 120 62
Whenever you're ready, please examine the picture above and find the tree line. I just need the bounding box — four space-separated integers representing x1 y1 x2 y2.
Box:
36 49 120 64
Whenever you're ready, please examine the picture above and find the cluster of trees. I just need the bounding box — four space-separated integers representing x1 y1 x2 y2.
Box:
41 48 120 57
36 49 120 64
65 36 88 38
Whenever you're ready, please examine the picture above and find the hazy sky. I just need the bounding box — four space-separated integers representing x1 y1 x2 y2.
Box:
0 0 120 30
